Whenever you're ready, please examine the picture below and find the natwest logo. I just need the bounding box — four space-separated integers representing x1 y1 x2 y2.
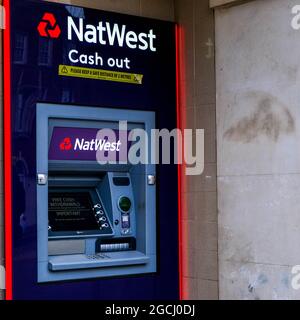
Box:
74 138 121 152
38 13 61 39
59 137 122 152
67 17 157 52
60 137 72 151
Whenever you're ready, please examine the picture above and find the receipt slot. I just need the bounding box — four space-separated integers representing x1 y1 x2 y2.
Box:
37 104 156 282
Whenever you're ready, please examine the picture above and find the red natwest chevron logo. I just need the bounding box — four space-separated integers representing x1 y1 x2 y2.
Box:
60 137 72 151
38 13 61 38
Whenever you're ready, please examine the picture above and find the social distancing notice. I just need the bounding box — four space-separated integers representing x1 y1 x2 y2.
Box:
59 64 143 85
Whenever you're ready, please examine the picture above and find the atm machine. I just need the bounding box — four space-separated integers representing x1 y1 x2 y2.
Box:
4 0 180 300
37 104 157 282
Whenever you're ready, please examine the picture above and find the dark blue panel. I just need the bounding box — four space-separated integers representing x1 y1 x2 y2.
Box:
10 0 178 300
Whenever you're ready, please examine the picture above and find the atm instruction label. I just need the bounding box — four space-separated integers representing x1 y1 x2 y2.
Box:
58 64 143 85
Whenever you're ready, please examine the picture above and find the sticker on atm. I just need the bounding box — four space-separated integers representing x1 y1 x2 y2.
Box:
58 64 143 85
49 127 131 162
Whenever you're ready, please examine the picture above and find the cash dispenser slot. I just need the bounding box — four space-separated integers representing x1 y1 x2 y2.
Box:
48 251 150 271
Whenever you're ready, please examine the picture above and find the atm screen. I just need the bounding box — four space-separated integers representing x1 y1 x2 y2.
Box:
48 191 99 232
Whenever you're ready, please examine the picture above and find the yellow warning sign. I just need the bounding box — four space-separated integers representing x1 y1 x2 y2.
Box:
58 65 143 85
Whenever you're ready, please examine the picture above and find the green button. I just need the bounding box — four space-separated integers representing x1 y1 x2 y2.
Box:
119 197 131 212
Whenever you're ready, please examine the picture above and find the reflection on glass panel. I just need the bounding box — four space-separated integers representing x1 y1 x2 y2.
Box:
14 33 28 64
63 42 76 65
38 38 53 66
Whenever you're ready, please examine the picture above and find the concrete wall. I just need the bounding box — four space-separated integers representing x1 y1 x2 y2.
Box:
216 0 300 299
175 0 218 300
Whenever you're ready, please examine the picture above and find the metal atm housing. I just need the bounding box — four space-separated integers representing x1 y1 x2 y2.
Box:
37 104 156 282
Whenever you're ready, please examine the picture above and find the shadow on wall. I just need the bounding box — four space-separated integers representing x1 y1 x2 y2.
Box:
224 91 295 143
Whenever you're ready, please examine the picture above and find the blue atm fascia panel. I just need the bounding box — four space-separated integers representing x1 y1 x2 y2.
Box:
37 104 156 282
9 0 179 299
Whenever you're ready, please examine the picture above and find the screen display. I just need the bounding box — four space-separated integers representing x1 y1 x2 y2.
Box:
48 191 100 232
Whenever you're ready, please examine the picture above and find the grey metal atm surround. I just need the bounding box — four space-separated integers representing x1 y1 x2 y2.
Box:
36 104 156 283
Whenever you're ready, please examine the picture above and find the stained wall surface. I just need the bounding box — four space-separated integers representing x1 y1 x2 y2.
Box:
215 0 300 299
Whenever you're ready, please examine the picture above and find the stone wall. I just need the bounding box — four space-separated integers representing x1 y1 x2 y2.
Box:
216 0 300 299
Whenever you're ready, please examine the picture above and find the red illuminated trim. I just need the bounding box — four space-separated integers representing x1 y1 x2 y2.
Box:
3 0 13 300
175 24 183 300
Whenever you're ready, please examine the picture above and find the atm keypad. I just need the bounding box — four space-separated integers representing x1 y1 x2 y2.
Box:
93 203 111 232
